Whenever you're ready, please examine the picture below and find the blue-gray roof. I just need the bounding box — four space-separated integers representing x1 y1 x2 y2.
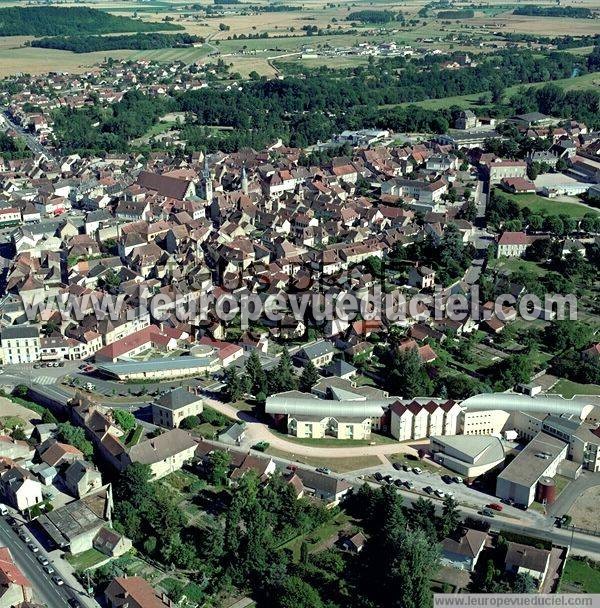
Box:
266 392 393 418
97 354 218 376
297 340 335 360
460 393 594 418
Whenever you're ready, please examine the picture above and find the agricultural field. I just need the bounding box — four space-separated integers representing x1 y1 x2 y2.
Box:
0 0 598 76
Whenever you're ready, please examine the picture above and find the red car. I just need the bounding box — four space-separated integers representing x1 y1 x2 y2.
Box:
487 503 503 511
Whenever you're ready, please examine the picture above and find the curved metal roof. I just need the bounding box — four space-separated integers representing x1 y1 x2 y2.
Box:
460 393 594 419
265 394 392 418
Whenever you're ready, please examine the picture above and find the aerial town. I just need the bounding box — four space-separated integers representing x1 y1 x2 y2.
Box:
0 3 599 608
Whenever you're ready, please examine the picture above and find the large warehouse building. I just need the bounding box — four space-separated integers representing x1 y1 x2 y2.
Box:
495 432 569 507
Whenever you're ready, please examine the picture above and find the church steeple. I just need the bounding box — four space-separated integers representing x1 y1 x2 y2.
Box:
241 165 248 195
201 153 213 202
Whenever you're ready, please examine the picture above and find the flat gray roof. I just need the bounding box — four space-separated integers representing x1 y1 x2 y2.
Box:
497 432 568 488
1 325 39 339
97 354 218 375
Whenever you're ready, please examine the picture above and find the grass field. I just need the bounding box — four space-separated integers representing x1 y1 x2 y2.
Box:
488 258 547 276
390 72 600 112
498 191 599 218
0 0 598 79
559 557 600 593
552 379 600 399
271 429 397 447
66 548 107 571
266 447 381 473
278 511 353 560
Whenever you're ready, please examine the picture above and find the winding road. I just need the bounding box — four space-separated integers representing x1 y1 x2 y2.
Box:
199 392 422 458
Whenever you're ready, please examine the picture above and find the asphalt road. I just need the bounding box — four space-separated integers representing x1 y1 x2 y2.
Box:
7 363 600 558
0 517 78 608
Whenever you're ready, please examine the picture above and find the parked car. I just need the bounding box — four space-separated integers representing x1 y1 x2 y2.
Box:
19 532 31 543
413 467 423 475
383 475 392 483
43 565 55 575
394 479 404 487
434 489 446 498
37 555 49 566
487 503 503 511
68 599 82 608
405 481 415 490
424 486 434 494
392 462 402 471
52 576 64 586
452 476 463 484
316 467 331 475
441 475 453 484
27 543 38 553
481 508 495 517
373 472 383 482
402 464 410 472
0 505 8 516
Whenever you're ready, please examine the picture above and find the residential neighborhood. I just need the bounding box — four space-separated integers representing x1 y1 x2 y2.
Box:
0 23 598 608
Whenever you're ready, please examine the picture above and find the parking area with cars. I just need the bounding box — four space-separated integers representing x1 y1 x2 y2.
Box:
355 461 530 524
1 509 89 608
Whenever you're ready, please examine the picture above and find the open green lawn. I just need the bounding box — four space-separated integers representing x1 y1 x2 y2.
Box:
66 548 107 571
270 429 397 447
488 257 547 276
552 379 600 399
560 557 600 593
266 447 381 473
388 72 600 112
277 511 353 561
498 191 599 218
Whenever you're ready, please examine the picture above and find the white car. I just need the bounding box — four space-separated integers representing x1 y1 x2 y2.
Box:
413 467 423 475
43 565 55 575
52 576 64 586
27 543 38 553
37 555 49 566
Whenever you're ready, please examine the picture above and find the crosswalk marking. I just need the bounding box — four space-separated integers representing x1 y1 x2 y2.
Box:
33 376 58 386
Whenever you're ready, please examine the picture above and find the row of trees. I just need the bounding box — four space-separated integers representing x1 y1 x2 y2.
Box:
486 189 600 236
50 46 600 154
111 462 338 607
31 33 202 54
0 6 182 36
223 349 319 402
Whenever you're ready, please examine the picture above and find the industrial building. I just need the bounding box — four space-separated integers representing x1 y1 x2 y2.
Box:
495 433 569 507
430 435 506 479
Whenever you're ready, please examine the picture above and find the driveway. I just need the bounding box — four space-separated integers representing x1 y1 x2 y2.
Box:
200 393 420 458
547 471 600 518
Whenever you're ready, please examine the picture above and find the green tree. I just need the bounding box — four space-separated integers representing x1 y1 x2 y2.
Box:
223 366 248 402
299 360 320 393
180 415 200 429
269 348 298 394
245 350 267 395
386 348 433 398
114 463 153 508
441 495 460 538
112 409 136 432
275 576 323 608
543 321 592 353
207 449 231 485
57 422 94 459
